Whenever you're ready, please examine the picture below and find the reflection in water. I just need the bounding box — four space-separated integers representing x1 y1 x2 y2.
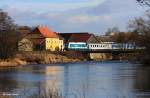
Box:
0 68 19 92
134 67 150 92
0 62 150 98
44 66 63 92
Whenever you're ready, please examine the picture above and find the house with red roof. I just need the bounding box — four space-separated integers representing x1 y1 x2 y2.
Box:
59 32 100 43
18 26 64 51
67 33 99 43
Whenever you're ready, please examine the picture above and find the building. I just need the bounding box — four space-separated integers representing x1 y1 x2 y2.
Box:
18 38 33 51
67 33 100 43
18 26 64 51
18 26 33 51
59 32 100 50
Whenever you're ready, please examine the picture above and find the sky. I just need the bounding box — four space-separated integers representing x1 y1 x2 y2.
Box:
0 0 147 34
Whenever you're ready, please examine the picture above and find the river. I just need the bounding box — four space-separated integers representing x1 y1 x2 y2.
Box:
0 61 150 98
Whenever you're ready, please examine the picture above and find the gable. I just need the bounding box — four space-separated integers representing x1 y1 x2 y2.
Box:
28 28 44 39
87 35 100 43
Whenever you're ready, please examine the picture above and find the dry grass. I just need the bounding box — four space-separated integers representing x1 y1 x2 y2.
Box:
0 51 81 67
0 58 27 67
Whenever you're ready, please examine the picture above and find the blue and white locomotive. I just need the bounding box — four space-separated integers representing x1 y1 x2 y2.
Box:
68 42 88 50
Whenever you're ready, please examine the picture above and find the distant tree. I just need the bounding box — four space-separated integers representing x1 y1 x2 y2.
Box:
105 27 120 36
114 32 128 43
0 9 18 59
17 26 32 39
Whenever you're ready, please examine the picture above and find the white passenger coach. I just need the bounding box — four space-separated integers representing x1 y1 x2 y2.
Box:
88 42 112 50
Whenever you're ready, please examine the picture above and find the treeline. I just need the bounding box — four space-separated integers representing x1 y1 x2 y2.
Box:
0 9 18 59
0 10 32 60
105 12 150 65
129 12 150 65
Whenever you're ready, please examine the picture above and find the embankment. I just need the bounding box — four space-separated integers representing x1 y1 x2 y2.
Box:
0 51 139 67
0 51 83 67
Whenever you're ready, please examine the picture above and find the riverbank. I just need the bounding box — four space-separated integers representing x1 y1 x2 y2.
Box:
0 51 141 67
0 51 83 67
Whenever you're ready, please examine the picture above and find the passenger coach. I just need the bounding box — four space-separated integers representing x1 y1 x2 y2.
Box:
88 42 112 50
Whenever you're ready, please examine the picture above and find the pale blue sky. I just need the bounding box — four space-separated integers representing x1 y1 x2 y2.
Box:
0 0 147 34
0 0 105 12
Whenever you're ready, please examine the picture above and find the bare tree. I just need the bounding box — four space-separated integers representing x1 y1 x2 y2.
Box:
137 0 150 7
0 9 18 59
129 12 150 64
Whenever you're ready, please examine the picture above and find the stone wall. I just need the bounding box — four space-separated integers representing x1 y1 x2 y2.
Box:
89 53 112 60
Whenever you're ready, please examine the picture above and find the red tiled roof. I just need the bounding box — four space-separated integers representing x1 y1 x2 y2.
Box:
68 33 92 42
37 26 58 38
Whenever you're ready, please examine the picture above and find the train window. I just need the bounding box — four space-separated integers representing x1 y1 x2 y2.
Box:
82 44 86 47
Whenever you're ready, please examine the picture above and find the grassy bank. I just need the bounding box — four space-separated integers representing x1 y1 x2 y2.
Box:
0 51 83 67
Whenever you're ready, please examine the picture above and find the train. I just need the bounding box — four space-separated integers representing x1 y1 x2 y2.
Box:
67 42 138 50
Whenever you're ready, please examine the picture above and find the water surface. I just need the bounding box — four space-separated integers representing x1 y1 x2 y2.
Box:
0 61 150 98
